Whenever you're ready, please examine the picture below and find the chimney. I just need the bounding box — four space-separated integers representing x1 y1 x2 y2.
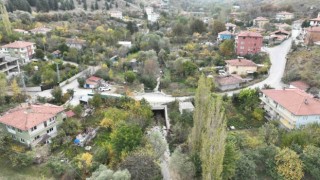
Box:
304 99 309 105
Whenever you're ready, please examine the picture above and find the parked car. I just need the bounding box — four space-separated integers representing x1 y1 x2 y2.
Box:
99 87 111 91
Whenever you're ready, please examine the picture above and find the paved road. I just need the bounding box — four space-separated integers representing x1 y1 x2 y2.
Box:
223 29 301 96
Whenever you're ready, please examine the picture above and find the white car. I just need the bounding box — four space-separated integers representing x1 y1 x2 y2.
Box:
99 87 111 91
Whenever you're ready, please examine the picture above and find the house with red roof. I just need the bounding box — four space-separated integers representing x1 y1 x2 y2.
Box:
0 41 36 63
260 89 320 129
216 74 244 91
304 26 320 45
84 76 103 89
0 103 66 147
289 81 310 92
235 31 263 56
225 59 257 76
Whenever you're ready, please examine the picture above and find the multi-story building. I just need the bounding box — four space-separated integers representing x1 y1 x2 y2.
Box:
1 41 36 63
0 103 66 147
253 17 270 29
235 31 263 56
310 13 320 27
0 54 21 78
225 59 257 76
304 26 320 45
276 11 294 21
260 89 320 129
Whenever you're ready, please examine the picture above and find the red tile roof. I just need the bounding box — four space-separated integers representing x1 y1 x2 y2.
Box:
262 89 320 116
65 110 75 118
306 27 320 32
0 104 64 130
270 30 290 35
87 76 102 82
216 75 244 86
290 81 310 91
226 59 257 66
2 41 35 48
255 17 269 21
237 31 263 38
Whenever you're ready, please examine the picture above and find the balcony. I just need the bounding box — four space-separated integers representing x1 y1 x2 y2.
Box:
280 118 294 129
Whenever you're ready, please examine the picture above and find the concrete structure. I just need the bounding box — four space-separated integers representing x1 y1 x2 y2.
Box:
66 38 86 50
1 41 36 63
218 31 234 41
310 13 320 27
118 41 132 48
84 76 103 89
30 27 52 35
216 75 244 91
13 29 29 35
260 89 320 129
304 26 320 45
0 54 21 78
148 13 160 23
179 102 194 114
276 11 294 21
145 7 154 15
0 103 66 147
225 59 257 76
235 31 263 56
253 17 270 29
109 10 123 20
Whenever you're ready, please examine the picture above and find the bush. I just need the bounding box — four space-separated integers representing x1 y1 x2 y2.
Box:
77 77 85 88
140 76 157 90
124 71 136 83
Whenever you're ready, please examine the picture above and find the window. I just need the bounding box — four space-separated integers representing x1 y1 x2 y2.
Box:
31 126 37 131
44 121 47 127
50 117 56 122
12 135 16 139
17 129 22 133
47 128 54 134
20 138 25 143
34 135 40 140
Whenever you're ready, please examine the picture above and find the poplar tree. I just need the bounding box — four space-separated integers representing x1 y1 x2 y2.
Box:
200 96 227 180
0 1 12 35
188 75 211 153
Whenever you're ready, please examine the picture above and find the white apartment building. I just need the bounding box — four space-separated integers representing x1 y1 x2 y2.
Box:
1 41 36 63
0 54 21 78
260 89 320 129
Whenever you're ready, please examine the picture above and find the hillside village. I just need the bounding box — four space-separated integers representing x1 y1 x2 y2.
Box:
0 0 320 179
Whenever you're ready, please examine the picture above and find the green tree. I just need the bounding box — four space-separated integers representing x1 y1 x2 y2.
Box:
0 72 7 104
190 19 206 34
275 148 304 180
61 118 81 136
89 93 102 108
212 20 226 35
35 49 44 59
189 75 211 153
88 164 131 180
219 40 234 57
201 96 227 180
51 86 63 103
110 123 143 157
124 71 136 83
120 152 162 180
301 145 320 179
182 61 197 77
170 147 195 180
235 155 257 180
259 123 279 145
222 140 240 180
11 78 21 102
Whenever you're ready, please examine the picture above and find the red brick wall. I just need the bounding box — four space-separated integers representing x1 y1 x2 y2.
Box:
236 36 263 56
